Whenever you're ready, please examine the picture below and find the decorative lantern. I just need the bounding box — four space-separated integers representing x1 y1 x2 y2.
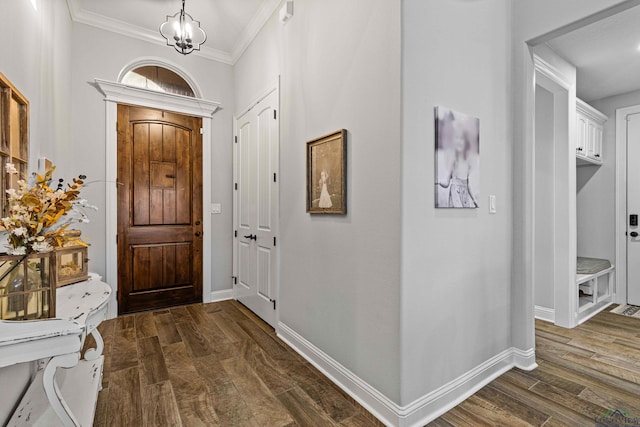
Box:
52 245 89 288
0 253 55 320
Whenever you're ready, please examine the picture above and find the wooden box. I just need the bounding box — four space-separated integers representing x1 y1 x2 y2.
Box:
53 246 89 288
0 253 55 320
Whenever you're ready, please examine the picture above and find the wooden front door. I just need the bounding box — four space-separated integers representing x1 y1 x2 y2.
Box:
117 105 203 314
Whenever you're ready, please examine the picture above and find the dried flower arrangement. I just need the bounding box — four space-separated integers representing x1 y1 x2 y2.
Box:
1 164 96 255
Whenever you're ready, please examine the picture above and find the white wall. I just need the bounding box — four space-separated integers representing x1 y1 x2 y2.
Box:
0 0 73 423
534 85 555 310
401 0 513 407
583 90 640 262
68 23 235 295
234 0 402 403
510 0 629 351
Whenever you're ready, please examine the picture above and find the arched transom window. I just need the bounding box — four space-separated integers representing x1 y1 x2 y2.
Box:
121 66 195 97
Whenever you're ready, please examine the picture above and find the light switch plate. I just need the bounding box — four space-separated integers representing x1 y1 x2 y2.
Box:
489 195 496 214
211 203 221 214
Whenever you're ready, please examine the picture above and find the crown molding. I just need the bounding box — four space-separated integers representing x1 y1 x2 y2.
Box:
231 0 282 62
66 0 281 65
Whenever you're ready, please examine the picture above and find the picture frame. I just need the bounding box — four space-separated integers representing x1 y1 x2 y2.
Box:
306 129 347 214
434 106 480 208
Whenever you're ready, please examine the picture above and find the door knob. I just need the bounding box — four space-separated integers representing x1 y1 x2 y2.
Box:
631 232 639 238
195 231 202 237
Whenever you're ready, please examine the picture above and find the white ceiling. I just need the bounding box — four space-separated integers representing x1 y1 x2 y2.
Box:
66 0 282 64
546 5 640 102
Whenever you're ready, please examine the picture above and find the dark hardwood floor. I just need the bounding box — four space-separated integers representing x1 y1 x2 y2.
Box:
93 300 383 427
93 302 640 426
430 307 640 426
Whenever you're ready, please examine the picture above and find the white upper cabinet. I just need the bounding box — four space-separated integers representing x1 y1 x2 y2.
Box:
576 98 607 166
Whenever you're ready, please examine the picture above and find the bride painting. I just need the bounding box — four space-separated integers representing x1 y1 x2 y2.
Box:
318 169 332 208
306 129 346 214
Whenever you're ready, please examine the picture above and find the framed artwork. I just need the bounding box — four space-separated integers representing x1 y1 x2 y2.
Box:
306 129 347 214
434 106 480 208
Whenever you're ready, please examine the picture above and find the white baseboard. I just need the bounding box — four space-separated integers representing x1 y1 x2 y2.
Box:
400 347 533 426
512 347 537 371
277 322 536 427
208 289 233 302
534 305 555 323
277 322 399 426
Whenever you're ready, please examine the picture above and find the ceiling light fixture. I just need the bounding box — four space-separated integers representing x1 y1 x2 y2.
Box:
160 0 207 55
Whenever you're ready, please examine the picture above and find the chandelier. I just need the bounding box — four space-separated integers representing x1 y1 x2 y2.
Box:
159 0 207 55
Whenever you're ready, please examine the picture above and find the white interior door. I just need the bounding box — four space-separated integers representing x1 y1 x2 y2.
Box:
233 87 279 327
627 112 640 305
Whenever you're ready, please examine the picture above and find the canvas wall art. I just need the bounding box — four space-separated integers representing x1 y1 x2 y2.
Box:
434 107 480 208
306 130 347 214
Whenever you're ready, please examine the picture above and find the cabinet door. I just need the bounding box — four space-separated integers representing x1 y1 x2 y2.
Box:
586 121 597 159
576 113 587 156
592 124 603 161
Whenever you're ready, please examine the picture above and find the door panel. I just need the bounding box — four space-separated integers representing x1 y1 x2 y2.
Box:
117 105 203 314
234 88 279 327
628 113 640 305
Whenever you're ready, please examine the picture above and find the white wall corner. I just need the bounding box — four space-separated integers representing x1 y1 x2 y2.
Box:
534 305 555 323
278 323 530 427
512 347 537 371
398 348 524 426
277 322 401 426
230 0 282 63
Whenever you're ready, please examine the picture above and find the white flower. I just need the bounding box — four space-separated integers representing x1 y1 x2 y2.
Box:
5 163 18 175
5 188 19 201
31 241 53 253
7 246 26 255
11 227 27 237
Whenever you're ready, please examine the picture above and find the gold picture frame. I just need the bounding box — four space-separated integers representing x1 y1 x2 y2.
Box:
306 129 347 214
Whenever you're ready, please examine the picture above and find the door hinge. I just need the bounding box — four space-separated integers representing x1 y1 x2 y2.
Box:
233 276 237 285
116 234 118 244
234 136 237 143
200 128 204 135
270 299 276 310
274 110 277 120
273 236 276 246
235 183 238 190
273 173 277 183
234 230 237 238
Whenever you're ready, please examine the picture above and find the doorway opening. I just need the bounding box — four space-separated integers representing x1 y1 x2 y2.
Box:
532 56 575 327
526 2 640 333
95 67 219 318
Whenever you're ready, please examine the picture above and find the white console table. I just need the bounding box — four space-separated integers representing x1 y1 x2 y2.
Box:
2 278 112 427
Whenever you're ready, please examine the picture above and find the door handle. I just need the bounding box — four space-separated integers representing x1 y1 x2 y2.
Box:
244 234 257 241
631 232 639 238
195 231 202 237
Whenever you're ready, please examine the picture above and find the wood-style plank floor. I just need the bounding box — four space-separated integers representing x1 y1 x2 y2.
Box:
429 307 640 426
94 302 640 426
93 300 383 427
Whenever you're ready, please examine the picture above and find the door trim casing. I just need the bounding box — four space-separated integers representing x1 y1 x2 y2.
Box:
615 104 640 305
95 78 221 318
